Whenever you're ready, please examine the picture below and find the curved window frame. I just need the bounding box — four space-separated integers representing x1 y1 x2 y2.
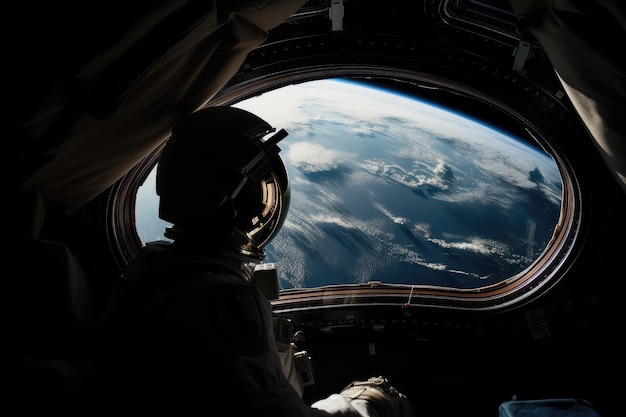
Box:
211 69 582 312
101 66 584 314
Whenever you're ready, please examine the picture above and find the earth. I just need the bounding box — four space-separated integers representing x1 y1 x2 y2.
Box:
137 79 562 291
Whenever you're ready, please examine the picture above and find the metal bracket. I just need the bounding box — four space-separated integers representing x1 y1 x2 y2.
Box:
512 39 531 73
330 0 344 31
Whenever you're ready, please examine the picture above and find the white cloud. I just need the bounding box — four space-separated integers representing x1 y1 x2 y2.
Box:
286 141 346 173
309 214 355 229
373 202 408 225
362 158 450 191
428 235 508 256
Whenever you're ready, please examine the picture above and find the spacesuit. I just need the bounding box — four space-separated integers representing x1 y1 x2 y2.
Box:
102 106 415 416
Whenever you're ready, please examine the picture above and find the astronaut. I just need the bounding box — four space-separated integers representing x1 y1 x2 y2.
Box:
103 106 415 417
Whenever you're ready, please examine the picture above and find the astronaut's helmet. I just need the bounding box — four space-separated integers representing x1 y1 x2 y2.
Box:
156 106 290 263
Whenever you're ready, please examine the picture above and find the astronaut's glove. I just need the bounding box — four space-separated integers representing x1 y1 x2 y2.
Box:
339 376 416 417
